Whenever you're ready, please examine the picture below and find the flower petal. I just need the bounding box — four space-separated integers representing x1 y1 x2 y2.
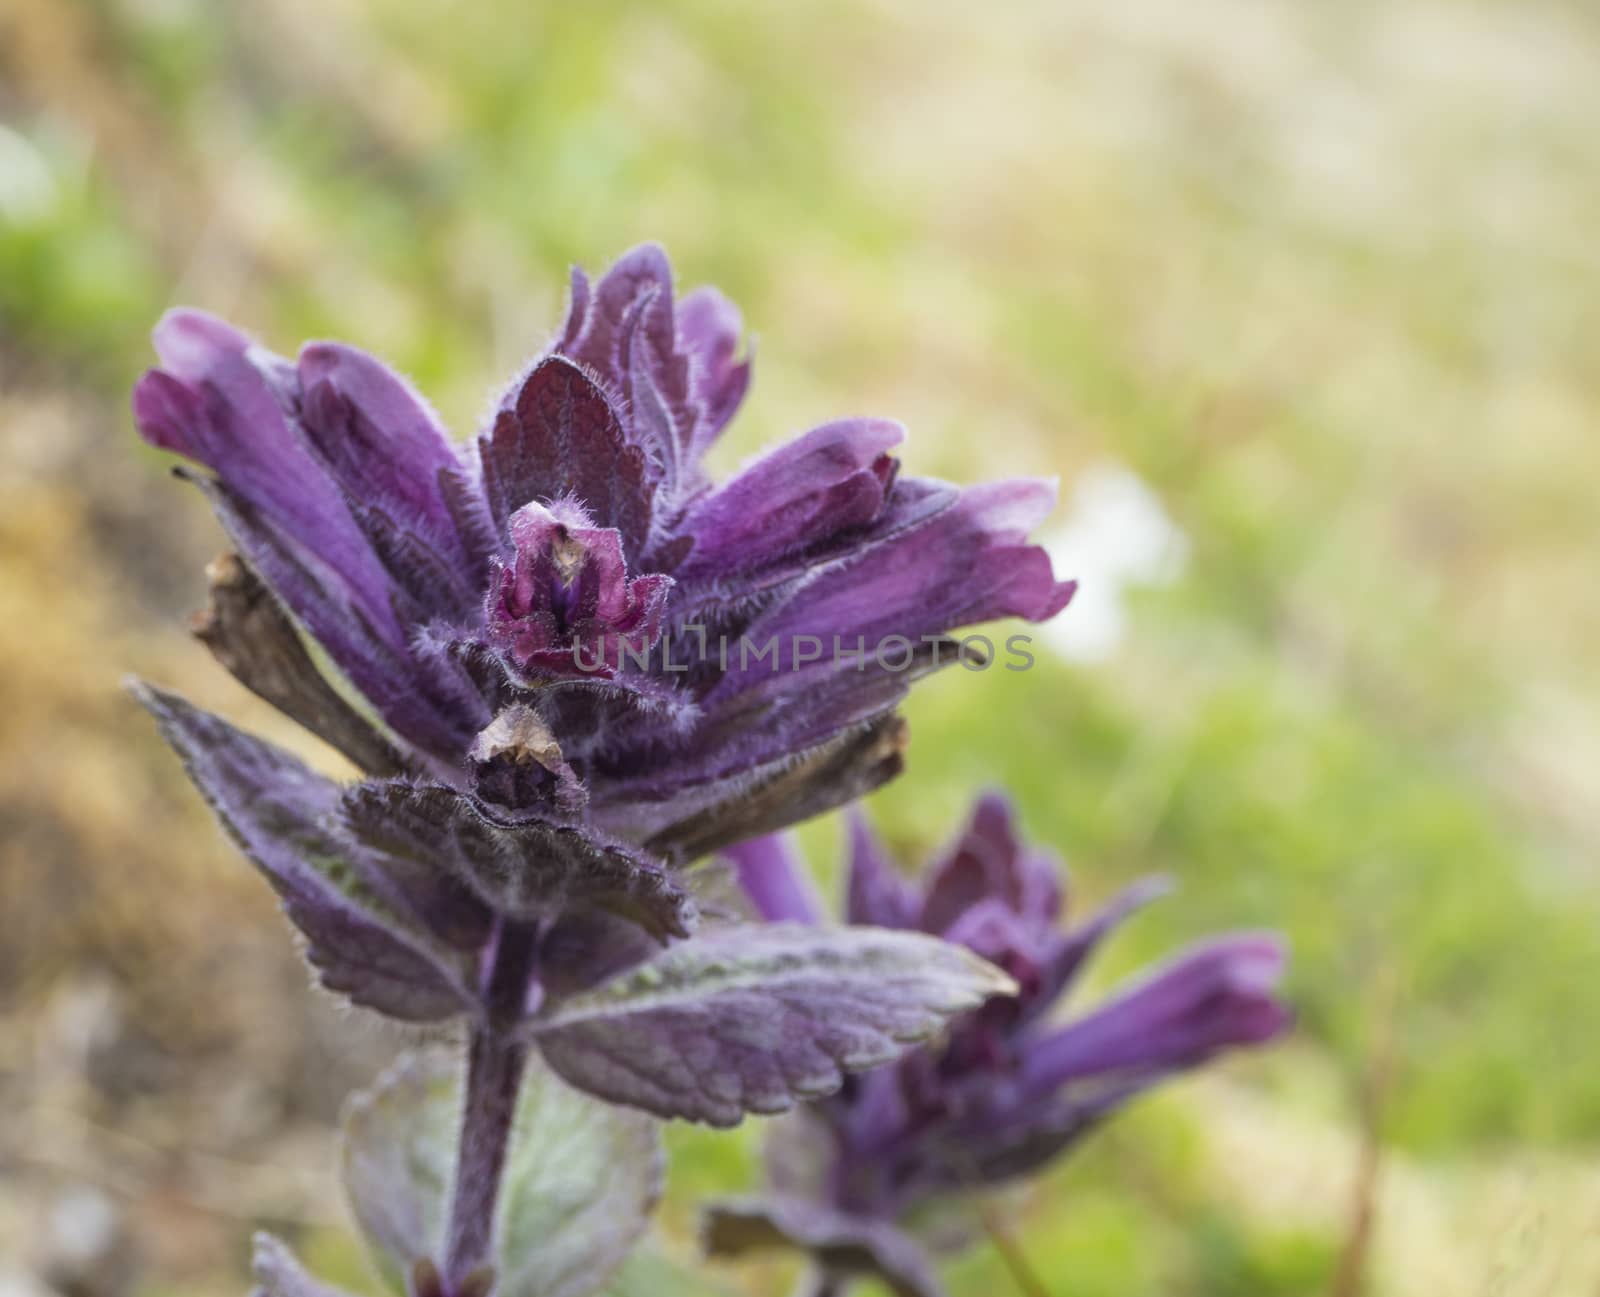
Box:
678 419 902 580
919 792 1062 936
677 285 750 455
845 808 918 930
134 311 483 761
722 833 825 924
1018 933 1293 1101
296 341 490 616
708 478 1075 703
177 470 485 763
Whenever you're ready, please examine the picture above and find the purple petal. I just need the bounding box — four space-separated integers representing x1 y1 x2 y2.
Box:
678 418 902 579
133 682 475 1021
136 312 404 633
533 922 1016 1127
294 340 485 604
723 833 825 924
565 244 678 391
485 500 674 680
619 283 695 504
670 474 959 624
555 245 751 503
479 356 652 558
1027 876 1172 1024
704 1196 945 1297
677 285 750 454
134 312 483 761
179 471 485 763
919 792 1062 935
845 809 918 930
555 265 592 353
1018 933 1292 1101
920 793 1018 933
709 478 1075 701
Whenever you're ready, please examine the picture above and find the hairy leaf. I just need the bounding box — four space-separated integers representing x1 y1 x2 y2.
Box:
480 356 651 555
134 683 475 1020
341 1049 663 1297
533 923 1017 1126
337 783 695 942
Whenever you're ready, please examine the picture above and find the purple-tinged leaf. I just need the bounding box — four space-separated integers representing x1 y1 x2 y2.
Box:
532 923 1017 1127
340 1049 663 1297
337 783 696 943
133 683 476 1021
480 357 651 557
639 713 909 864
190 551 406 777
703 1196 945 1297
554 246 751 509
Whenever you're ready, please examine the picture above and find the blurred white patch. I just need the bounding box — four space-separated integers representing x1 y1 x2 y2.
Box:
0 1268 51 1297
1038 463 1189 663
0 126 59 225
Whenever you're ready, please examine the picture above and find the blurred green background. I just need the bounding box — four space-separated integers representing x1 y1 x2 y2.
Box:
3 0 1598 1293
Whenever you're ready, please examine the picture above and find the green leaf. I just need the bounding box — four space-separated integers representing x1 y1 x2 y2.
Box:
340 1048 663 1297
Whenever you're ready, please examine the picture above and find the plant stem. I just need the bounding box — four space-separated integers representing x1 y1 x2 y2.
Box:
805 1270 851 1297
442 920 539 1289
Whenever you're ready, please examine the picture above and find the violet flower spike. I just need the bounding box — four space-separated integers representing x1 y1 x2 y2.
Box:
707 794 1293 1297
130 246 1073 1294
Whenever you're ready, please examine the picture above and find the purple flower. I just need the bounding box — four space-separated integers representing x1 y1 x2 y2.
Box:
708 794 1291 1295
485 498 674 681
129 247 1069 1129
133 246 1074 856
